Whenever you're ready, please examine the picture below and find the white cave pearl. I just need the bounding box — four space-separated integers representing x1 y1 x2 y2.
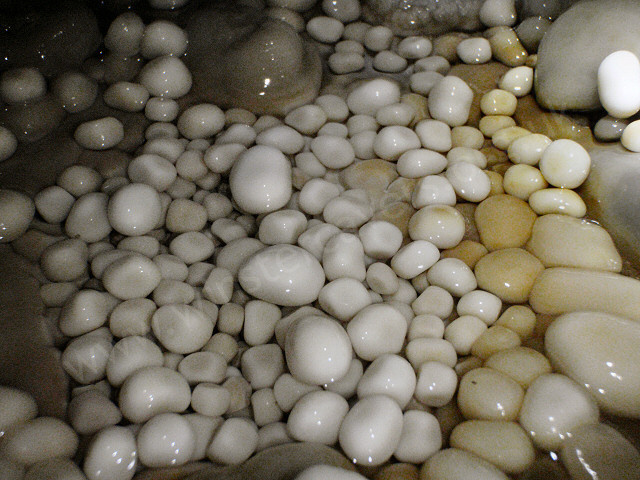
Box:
287 390 349 444
338 395 403 466
139 55 192 99
285 315 353 385
107 183 162 236
83 426 137 480
598 50 640 119
137 413 195 468
74 117 124 150
229 145 292 214
238 244 325 306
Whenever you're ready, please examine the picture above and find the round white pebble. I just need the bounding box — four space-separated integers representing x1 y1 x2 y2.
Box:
139 55 192 99
138 413 195 468
347 78 401 116
107 183 161 236
598 50 640 118
538 139 591 188
74 117 124 150
457 37 492 64
177 104 225 140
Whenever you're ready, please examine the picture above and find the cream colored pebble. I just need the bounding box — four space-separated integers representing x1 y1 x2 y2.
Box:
83 426 136 480
138 55 192 99
409 205 465 249
106 336 163 387
471 325 521 360
479 115 516 137
109 298 156 338
484 347 552 388
103 82 149 112
494 305 536 341
0 386 38 437
0 67 46 104
492 126 531 150
191 383 231 417
481 89 518 116
140 20 188 59
405 337 457 370
104 11 144 55
444 315 488 355
411 285 454 318
415 361 458 407
74 117 124 150
67 390 122 436
251 388 283 427
528 188 587 217
421 448 510 480
502 164 548 200
179 352 227 384
499 66 534 97
207 417 258 465
0 126 18 162
409 69 443 95
407 314 445 340
457 368 524 421
414 119 452 152
347 303 407 361
621 119 640 151
0 189 35 243
507 133 551 166
538 139 591 189
287 390 348 444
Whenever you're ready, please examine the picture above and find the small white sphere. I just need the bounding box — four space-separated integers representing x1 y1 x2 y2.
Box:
0 67 46 104
107 183 162 236
0 189 34 243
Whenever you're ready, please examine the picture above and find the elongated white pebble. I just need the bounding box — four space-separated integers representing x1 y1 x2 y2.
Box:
0 386 38 437
258 210 307 246
229 145 292 214
0 189 35 243
538 139 591 189
287 390 349 444
295 465 366 480
102 253 161 299
177 104 225 140
0 126 18 162
499 66 534 97
376 102 415 126
394 410 442 463
152 304 214 354
74 117 124 150
457 368 524 421
457 37 492 64
346 78 401 115
373 50 408 73
405 337 457 370
169 232 215 265
0 67 46 104
119 366 190 423
347 303 407 361
428 76 474 127
338 394 403 466
285 105 327 135
445 162 491 202
67 390 122 435
0 417 78 465
139 55 192 99
597 50 640 118
104 12 144 56
107 183 161 236
61 329 113 384
310 135 355 169
238 244 324 306
422 448 509 480
137 413 195 467
103 82 149 112
427 258 477 297
414 361 458 407
322 233 366 281
519 373 599 451
391 240 439 279
357 354 415 408
106 336 164 387
306 16 344 43
373 126 421 161
364 25 393 51
83 426 137 480
207 417 258 465
507 133 551 166
145 97 179 123
397 150 447 179
366 262 399 295
528 188 587 217
285 315 352 385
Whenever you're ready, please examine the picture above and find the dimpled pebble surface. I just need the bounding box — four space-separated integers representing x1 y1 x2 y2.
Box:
2 1 640 480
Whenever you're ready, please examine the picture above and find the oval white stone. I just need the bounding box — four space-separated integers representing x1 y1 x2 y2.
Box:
598 50 640 118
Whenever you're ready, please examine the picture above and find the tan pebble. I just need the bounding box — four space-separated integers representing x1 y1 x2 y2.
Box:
484 346 552 389
434 402 464 444
485 171 504 196
526 214 622 272
492 126 531 150
441 240 488 269
433 34 467 63
401 93 430 127
420 448 510 480
451 126 484 149
528 188 587 218
454 356 483 378
471 325 521 360
529 267 640 322
479 115 516 138
372 202 415 238
514 96 595 148
489 162 510 177
340 159 398 193
474 248 544 304
449 420 536 475
502 164 547 200
457 368 524 421
374 463 420 480
494 305 536 341
525 54 537 67
386 177 417 204
475 194 537 251
486 27 528 67
480 89 518 116
481 145 509 166
560 423 640 480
